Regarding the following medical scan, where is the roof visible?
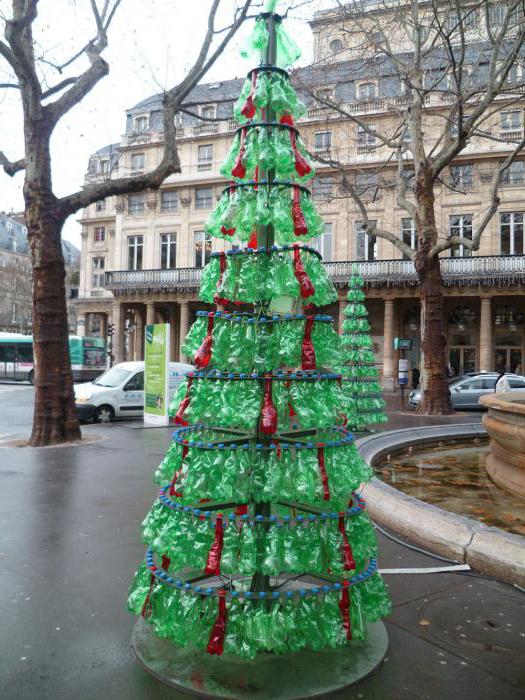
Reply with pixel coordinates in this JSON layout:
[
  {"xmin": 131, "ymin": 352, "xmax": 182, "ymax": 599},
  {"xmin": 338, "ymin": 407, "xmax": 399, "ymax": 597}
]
[{"xmin": 0, "ymin": 213, "xmax": 79, "ymax": 263}]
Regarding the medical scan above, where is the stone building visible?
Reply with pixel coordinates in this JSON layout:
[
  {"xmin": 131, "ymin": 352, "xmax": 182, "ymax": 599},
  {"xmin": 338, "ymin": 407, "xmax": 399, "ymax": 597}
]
[
  {"xmin": 77, "ymin": 2, "xmax": 525, "ymax": 386},
  {"xmin": 0, "ymin": 212, "xmax": 80, "ymax": 333}
]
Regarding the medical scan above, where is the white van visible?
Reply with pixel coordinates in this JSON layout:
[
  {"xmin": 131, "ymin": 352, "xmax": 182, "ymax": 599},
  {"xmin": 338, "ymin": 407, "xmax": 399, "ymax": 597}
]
[{"xmin": 74, "ymin": 360, "xmax": 194, "ymax": 423}]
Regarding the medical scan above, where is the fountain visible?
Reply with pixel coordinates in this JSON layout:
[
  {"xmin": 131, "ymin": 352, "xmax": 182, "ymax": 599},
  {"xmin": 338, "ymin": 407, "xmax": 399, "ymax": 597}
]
[{"xmin": 480, "ymin": 391, "xmax": 525, "ymax": 499}]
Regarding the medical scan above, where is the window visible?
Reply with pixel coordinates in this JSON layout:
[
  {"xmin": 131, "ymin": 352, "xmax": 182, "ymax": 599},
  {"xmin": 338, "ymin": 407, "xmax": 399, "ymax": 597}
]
[
  {"xmin": 198, "ymin": 144, "xmax": 213, "ymax": 162},
  {"xmin": 357, "ymin": 124, "xmax": 376, "ymax": 146},
  {"xmin": 99, "ymin": 159, "xmax": 109, "ymax": 174},
  {"xmin": 500, "ymin": 212, "xmax": 524, "ymax": 255},
  {"xmin": 128, "ymin": 235, "xmax": 143, "ymax": 270},
  {"xmin": 449, "ymin": 214, "xmax": 473, "ymax": 257},
  {"xmin": 194, "ymin": 231, "xmax": 212, "ymax": 267},
  {"xmin": 160, "ymin": 190, "xmax": 179, "ymax": 212},
  {"xmin": 134, "ymin": 116, "xmax": 148, "ymax": 133},
  {"xmin": 314, "ymin": 130, "xmax": 332, "ymax": 151},
  {"xmin": 500, "ymin": 110, "xmax": 522, "ymax": 131},
  {"xmin": 502, "ymin": 160, "xmax": 525, "ymax": 185},
  {"xmin": 356, "ymin": 221, "xmax": 377, "ymax": 261},
  {"xmin": 450, "ymin": 163, "xmax": 473, "ymax": 190},
  {"xmin": 401, "ymin": 218, "xmax": 417, "ymax": 259},
  {"xmin": 93, "ymin": 226, "xmax": 105, "ymax": 242},
  {"xmin": 128, "ymin": 194, "xmax": 145, "ymax": 214},
  {"xmin": 92, "ymin": 257, "xmax": 105, "ymax": 288},
  {"xmin": 355, "ymin": 171, "xmax": 379, "ymax": 194},
  {"xmin": 312, "ymin": 177, "xmax": 334, "ymax": 201},
  {"xmin": 401, "ymin": 167, "xmax": 415, "ymax": 191},
  {"xmin": 131, "ymin": 153, "xmax": 145, "ymax": 171},
  {"xmin": 446, "ymin": 8, "xmax": 477, "ymax": 31},
  {"xmin": 450, "ymin": 113, "xmax": 470, "ymax": 137},
  {"xmin": 488, "ymin": 3, "xmax": 505, "ymax": 26},
  {"xmin": 509, "ymin": 378, "xmax": 525, "ymax": 388},
  {"xmin": 201, "ymin": 105, "xmax": 215, "ymax": 120},
  {"xmin": 330, "ymin": 38, "xmax": 343, "ymax": 52},
  {"xmin": 195, "ymin": 187, "xmax": 213, "ymax": 209},
  {"xmin": 310, "ymin": 222, "xmax": 334, "ymax": 262},
  {"xmin": 160, "ymin": 233, "xmax": 177, "ymax": 270},
  {"xmin": 358, "ymin": 82, "xmax": 377, "ymax": 100},
  {"xmin": 124, "ymin": 372, "xmax": 144, "ymax": 391},
  {"xmin": 95, "ymin": 200, "xmax": 106, "ymax": 212}
]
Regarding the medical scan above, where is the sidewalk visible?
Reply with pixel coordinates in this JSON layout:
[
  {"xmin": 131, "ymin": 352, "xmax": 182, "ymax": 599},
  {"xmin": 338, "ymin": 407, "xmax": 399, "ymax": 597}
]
[{"xmin": 0, "ymin": 409, "xmax": 523, "ymax": 700}]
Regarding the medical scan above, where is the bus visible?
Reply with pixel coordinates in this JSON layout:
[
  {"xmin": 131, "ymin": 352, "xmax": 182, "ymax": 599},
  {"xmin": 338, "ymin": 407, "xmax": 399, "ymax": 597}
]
[{"xmin": 0, "ymin": 332, "xmax": 107, "ymax": 384}]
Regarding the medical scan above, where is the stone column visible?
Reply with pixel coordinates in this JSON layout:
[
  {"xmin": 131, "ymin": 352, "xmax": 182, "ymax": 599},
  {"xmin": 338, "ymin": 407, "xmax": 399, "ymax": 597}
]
[
  {"xmin": 480, "ymin": 297, "xmax": 493, "ymax": 372},
  {"xmin": 100, "ymin": 314, "xmax": 108, "ymax": 341},
  {"xmin": 76, "ymin": 313, "xmax": 86, "ymax": 337},
  {"xmin": 111, "ymin": 302, "xmax": 125, "ymax": 364},
  {"xmin": 146, "ymin": 302, "xmax": 156, "ymax": 327},
  {"xmin": 169, "ymin": 306, "xmax": 178, "ymax": 361},
  {"xmin": 179, "ymin": 301, "xmax": 190, "ymax": 361},
  {"xmin": 338, "ymin": 299, "xmax": 346, "ymax": 333},
  {"xmin": 382, "ymin": 299, "xmax": 395, "ymax": 390},
  {"xmin": 134, "ymin": 309, "xmax": 144, "ymax": 361}
]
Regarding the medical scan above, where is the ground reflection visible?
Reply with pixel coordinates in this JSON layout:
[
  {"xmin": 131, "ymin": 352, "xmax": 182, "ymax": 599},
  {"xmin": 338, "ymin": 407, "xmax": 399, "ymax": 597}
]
[{"xmin": 375, "ymin": 441, "xmax": 525, "ymax": 536}]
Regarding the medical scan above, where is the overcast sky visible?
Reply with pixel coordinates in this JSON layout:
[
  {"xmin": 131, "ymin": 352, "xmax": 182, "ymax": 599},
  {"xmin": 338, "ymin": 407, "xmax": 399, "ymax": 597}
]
[{"xmin": 0, "ymin": 0, "xmax": 333, "ymax": 247}]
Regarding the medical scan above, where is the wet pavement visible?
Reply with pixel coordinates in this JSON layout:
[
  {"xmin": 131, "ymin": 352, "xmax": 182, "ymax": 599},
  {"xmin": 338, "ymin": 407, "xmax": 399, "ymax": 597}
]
[{"xmin": 0, "ymin": 385, "xmax": 523, "ymax": 699}]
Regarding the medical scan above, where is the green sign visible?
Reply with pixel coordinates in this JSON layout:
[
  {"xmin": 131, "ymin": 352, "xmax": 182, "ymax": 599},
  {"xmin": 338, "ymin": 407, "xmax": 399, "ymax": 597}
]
[
  {"xmin": 394, "ymin": 337, "xmax": 413, "ymax": 350},
  {"xmin": 144, "ymin": 324, "xmax": 170, "ymax": 424}
]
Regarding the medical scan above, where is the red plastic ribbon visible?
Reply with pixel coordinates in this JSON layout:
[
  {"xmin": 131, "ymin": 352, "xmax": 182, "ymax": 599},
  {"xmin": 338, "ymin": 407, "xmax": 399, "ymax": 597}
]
[
  {"xmin": 292, "ymin": 185, "xmax": 308, "ymax": 236},
  {"xmin": 169, "ymin": 444, "xmax": 188, "ymax": 497},
  {"xmin": 280, "ymin": 114, "xmax": 294, "ymax": 126},
  {"xmin": 213, "ymin": 253, "xmax": 229, "ymax": 306},
  {"xmin": 248, "ymin": 231, "xmax": 258, "ymax": 248},
  {"xmin": 207, "ymin": 596, "xmax": 228, "ymax": 655},
  {"xmin": 205, "ymin": 514, "xmax": 224, "ymax": 575},
  {"xmin": 235, "ymin": 504, "xmax": 248, "ymax": 516},
  {"xmin": 174, "ymin": 376, "xmax": 193, "ymax": 426},
  {"xmin": 141, "ymin": 556, "xmax": 171, "ymax": 618},
  {"xmin": 339, "ymin": 588, "xmax": 353, "ymax": 640},
  {"xmin": 292, "ymin": 245, "xmax": 315, "ymax": 299},
  {"xmin": 338, "ymin": 516, "xmax": 356, "ymax": 571},
  {"xmin": 301, "ymin": 317, "xmax": 316, "ymax": 370},
  {"xmin": 231, "ymin": 126, "xmax": 247, "ymax": 178},
  {"xmin": 317, "ymin": 446, "xmax": 331, "ymax": 501},
  {"xmin": 241, "ymin": 71, "xmax": 257, "ymax": 119},
  {"xmin": 290, "ymin": 130, "xmax": 312, "ymax": 177},
  {"xmin": 194, "ymin": 314, "xmax": 214, "ymax": 368},
  {"xmin": 260, "ymin": 377, "xmax": 278, "ymax": 435}
]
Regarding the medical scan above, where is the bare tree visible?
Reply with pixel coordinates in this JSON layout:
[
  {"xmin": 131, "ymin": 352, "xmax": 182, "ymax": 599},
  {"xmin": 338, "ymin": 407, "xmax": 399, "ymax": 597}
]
[
  {"xmin": 299, "ymin": 0, "xmax": 525, "ymax": 413},
  {"xmin": 0, "ymin": 0, "xmax": 253, "ymax": 445}
]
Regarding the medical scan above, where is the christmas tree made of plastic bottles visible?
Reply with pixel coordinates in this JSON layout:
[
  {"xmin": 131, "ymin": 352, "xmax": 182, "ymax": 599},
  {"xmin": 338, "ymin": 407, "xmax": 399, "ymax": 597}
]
[
  {"xmin": 337, "ymin": 274, "xmax": 388, "ymax": 432},
  {"xmin": 128, "ymin": 2, "xmax": 390, "ymax": 659}
]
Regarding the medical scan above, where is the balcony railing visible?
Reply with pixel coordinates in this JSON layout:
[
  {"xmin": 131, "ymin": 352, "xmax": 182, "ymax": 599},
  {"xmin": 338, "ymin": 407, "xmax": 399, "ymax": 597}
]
[{"xmin": 104, "ymin": 255, "xmax": 525, "ymax": 294}]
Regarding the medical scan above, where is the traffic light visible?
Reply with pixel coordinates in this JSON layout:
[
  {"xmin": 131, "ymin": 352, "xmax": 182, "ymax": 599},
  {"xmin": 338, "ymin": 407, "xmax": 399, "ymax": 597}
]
[{"xmin": 107, "ymin": 323, "xmax": 114, "ymax": 337}]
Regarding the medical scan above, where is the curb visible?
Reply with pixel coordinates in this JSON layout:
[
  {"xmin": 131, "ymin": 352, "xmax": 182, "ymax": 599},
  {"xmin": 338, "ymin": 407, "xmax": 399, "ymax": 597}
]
[{"xmin": 356, "ymin": 424, "xmax": 525, "ymax": 588}]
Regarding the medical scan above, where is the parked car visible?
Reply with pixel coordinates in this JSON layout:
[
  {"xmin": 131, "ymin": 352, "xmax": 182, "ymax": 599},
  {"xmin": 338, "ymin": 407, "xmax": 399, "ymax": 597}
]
[
  {"xmin": 409, "ymin": 372, "xmax": 525, "ymax": 410},
  {"xmin": 74, "ymin": 360, "xmax": 194, "ymax": 423}
]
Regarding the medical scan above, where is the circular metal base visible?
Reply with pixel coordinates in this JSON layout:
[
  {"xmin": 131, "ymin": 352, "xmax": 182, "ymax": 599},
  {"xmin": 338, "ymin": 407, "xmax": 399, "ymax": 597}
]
[{"xmin": 131, "ymin": 618, "xmax": 388, "ymax": 699}]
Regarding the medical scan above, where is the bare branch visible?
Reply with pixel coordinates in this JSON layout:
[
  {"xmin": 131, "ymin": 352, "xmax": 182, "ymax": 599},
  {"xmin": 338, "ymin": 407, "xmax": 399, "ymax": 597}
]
[{"xmin": 0, "ymin": 151, "xmax": 26, "ymax": 176}]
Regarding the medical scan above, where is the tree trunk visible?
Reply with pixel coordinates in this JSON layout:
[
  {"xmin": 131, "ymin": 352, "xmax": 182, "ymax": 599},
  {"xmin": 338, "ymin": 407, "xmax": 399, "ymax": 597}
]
[
  {"xmin": 25, "ymin": 184, "xmax": 81, "ymax": 446},
  {"xmin": 415, "ymin": 180, "xmax": 452, "ymax": 415}
]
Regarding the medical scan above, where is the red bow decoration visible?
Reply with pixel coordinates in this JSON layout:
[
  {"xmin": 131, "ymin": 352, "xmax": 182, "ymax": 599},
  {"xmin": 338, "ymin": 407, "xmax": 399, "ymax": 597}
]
[
  {"xmin": 290, "ymin": 130, "xmax": 312, "ymax": 177},
  {"xmin": 231, "ymin": 127, "xmax": 247, "ymax": 179},
  {"xmin": 235, "ymin": 504, "xmax": 248, "ymax": 516},
  {"xmin": 292, "ymin": 245, "xmax": 315, "ymax": 299},
  {"xmin": 339, "ymin": 587, "xmax": 353, "ymax": 640},
  {"xmin": 220, "ymin": 225, "xmax": 236, "ymax": 237},
  {"xmin": 338, "ymin": 516, "xmax": 356, "ymax": 571},
  {"xmin": 141, "ymin": 555, "xmax": 171, "ymax": 618},
  {"xmin": 213, "ymin": 253, "xmax": 229, "ymax": 306},
  {"xmin": 241, "ymin": 71, "xmax": 258, "ymax": 119},
  {"xmin": 248, "ymin": 231, "xmax": 258, "ymax": 249},
  {"xmin": 260, "ymin": 377, "xmax": 278, "ymax": 435},
  {"xmin": 205, "ymin": 514, "xmax": 224, "ymax": 575},
  {"xmin": 207, "ymin": 596, "xmax": 228, "ymax": 655},
  {"xmin": 280, "ymin": 114, "xmax": 294, "ymax": 126},
  {"xmin": 317, "ymin": 446, "xmax": 331, "ymax": 501},
  {"xmin": 174, "ymin": 377, "xmax": 193, "ymax": 426},
  {"xmin": 301, "ymin": 317, "xmax": 316, "ymax": 370},
  {"xmin": 169, "ymin": 444, "xmax": 188, "ymax": 497},
  {"xmin": 194, "ymin": 314, "xmax": 214, "ymax": 368},
  {"xmin": 292, "ymin": 186, "xmax": 308, "ymax": 236}
]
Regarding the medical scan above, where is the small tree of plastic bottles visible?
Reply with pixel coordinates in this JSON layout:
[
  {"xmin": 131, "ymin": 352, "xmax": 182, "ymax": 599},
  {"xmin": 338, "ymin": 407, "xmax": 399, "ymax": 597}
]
[
  {"xmin": 337, "ymin": 273, "xmax": 388, "ymax": 433},
  {"xmin": 128, "ymin": 1, "xmax": 390, "ymax": 659}
]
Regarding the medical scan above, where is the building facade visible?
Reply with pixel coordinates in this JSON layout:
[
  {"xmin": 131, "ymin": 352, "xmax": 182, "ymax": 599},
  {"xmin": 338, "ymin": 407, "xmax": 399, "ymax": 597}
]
[{"xmin": 77, "ymin": 2, "xmax": 525, "ymax": 387}]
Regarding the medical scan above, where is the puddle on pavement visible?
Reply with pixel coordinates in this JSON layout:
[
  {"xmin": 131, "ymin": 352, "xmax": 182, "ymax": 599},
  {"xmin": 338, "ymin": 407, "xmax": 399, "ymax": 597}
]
[{"xmin": 375, "ymin": 441, "xmax": 525, "ymax": 536}]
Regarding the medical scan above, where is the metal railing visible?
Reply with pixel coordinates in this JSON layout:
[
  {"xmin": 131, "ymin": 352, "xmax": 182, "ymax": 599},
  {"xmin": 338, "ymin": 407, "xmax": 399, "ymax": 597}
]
[{"xmin": 104, "ymin": 254, "xmax": 525, "ymax": 293}]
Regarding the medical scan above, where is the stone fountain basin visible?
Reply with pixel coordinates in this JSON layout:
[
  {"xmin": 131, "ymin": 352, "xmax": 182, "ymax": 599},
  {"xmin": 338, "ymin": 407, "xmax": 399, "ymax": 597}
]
[
  {"xmin": 480, "ymin": 390, "xmax": 525, "ymax": 500},
  {"xmin": 356, "ymin": 424, "xmax": 525, "ymax": 587}
]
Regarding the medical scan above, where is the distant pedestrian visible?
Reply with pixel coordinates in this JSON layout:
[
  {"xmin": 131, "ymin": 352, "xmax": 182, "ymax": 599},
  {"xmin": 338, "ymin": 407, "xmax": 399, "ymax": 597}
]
[
  {"xmin": 495, "ymin": 371, "xmax": 510, "ymax": 393},
  {"xmin": 411, "ymin": 367, "xmax": 420, "ymax": 388}
]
